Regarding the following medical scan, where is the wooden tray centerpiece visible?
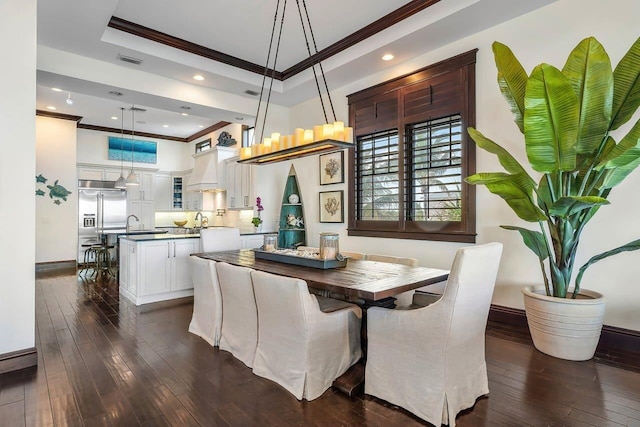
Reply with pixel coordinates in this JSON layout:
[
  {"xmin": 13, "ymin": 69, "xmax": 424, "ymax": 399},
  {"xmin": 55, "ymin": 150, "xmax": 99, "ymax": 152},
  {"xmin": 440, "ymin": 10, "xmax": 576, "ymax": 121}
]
[{"xmin": 253, "ymin": 248, "xmax": 347, "ymax": 269}]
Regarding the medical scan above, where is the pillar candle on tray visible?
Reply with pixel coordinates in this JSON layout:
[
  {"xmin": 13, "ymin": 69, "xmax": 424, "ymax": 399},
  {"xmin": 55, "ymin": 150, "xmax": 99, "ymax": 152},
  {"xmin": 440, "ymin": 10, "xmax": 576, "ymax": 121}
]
[
  {"xmin": 313, "ymin": 125, "xmax": 323, "ymax": 142},
  {"xmin": 303, "ymin": 129, "xmax": 313, "ymax": 144},
  {"xmin": 333, "ymin": 121, "xmax": 344, "ymax": 141},
  {"xmin": 294, "ymin": 128, "xmax": 305, "ymax": 146},
  {"xmin": 322, "ymin": 123, "xmax": 334, "ymax": 139}
]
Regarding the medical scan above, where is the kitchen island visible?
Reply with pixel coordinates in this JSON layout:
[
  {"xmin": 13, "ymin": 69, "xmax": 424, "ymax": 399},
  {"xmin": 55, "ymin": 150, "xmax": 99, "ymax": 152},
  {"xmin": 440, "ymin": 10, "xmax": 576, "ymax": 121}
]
[
  {"xmin": 119, "ymin": 233, "xmax": 200, "ymax": 306},
  {"xmin": 118, "ymin": 230, "xmax": 267, "ymax": 306}
]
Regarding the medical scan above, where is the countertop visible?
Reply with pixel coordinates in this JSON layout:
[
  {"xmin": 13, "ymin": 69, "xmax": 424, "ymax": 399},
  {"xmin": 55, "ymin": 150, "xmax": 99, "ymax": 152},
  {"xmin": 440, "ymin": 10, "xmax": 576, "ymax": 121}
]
[
  {"xmin": 120, "ymin": 228, "xmax": 274, "ymax": 242},
  {"xmin": 120, "ymin": 233, "xmax": 200, "ymax": 242}
]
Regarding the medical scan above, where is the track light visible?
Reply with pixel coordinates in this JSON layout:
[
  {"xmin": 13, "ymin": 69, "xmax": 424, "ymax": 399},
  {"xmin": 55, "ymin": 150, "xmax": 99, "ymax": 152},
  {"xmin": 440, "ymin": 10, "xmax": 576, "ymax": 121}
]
[{"xmin": 66, "ymin": 92, "xmax": 74, "ymax": 105}]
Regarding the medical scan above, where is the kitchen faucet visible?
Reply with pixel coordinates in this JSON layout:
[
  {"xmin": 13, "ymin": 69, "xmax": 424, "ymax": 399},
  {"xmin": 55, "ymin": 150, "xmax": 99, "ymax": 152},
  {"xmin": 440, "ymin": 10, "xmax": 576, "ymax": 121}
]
[
  {"xmin": 126, "ymin": 214, "xmax": 139, "ymax": 233},
  {"xmin": 194, "ymin": 211, "xmax": 203, "ymax": 230}
]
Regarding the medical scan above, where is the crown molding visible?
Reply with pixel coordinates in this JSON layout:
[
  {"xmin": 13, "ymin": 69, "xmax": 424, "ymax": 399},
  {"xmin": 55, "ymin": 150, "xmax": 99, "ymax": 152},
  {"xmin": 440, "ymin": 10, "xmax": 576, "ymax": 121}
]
[
  {"xmin": 108, "ymin": 0, "xmax": 441, "ymax": 81},
  {"xmin": 36, "ymin": 109, "xmax": 83, "ymax": 122}
]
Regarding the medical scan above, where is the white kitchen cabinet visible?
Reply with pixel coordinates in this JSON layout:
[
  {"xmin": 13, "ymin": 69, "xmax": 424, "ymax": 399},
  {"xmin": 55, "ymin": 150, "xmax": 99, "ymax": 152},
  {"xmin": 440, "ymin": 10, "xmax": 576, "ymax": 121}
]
[
  {"xmin": 119, "ymin": 236, "xmax": 200, "ymax": 306},
  {"xmin": 153, "ymin": 173, "xmax": 172, "ymax": 211},
  {"xmin": 225, "ymin": 158, "xmax": 252, "ymax": 209},
  {"xmin": 128, "ymin": 200, "xmax": 155, "ymax": 230},
  {"xmin": 78, "ymin": 166, "xmax": 123, "ymax": 182},
  {"xmin": 242, "ymin": 234, "xmax": 264, "ymax": 249},
  {"xmin": 127, "ymin": 172, "xmax": 154, "ymax": 201}
]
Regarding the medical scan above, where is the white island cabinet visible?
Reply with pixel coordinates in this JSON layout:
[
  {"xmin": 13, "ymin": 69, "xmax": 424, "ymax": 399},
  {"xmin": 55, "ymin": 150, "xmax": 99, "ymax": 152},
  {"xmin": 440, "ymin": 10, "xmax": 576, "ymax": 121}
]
[{"xmin": 119, "ymin": 234, "xmax": 200, "ymax": 306}]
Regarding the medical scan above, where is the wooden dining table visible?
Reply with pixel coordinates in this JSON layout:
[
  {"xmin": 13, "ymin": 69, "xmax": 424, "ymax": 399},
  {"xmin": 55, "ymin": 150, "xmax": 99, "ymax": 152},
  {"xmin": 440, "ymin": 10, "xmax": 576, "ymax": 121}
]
[
  {"xmin": 194, "ymin": 249, "xmax": 449, "ymax": 305},
  {"xmin": 194, "ymin": 249, "xmax": 450, "ymax": 395}
]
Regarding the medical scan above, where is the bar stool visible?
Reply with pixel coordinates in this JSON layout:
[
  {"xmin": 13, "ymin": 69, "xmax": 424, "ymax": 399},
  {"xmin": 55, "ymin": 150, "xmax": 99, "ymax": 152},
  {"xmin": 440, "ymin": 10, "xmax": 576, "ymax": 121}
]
[
  {"xmin": 95, "ymin": 245, "xmax": 115, "ymax": 277},
  {"xmin": 80, "ymin": 242, "xmax": 102, "ymax": 277}
]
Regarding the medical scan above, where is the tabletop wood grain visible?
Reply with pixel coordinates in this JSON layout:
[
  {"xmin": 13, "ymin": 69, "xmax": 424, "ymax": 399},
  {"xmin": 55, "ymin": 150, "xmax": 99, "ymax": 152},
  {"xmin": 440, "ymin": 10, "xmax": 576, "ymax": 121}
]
[{"xmin": 193, "ymin": 249, "xmax": 449, "ymax": 301}]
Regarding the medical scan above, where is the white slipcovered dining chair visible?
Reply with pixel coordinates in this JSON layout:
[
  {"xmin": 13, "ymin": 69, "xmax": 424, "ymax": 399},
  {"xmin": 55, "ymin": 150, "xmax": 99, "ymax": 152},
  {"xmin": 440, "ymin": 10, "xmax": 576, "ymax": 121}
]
[
  {"xmin": 216, "ymin": 262, "xmax": 258, "ymax": 368},
  {"xmin": 188, "ymin": 256, "xmax": 222, "ymax": 347},
  {"xmin": 365, "ymin": 242, "xmax": 503, "ymax": 426},
  {"xmin": 365, "ymin": 254, "xmax": 418, "ymax": 307},
  {"xmin": 250, "ymin": 270, "xmax": 363, "ymax": 400},
  {"xmin": 200, "ymin": 227, "xmax": 242, "ymax": 252}
]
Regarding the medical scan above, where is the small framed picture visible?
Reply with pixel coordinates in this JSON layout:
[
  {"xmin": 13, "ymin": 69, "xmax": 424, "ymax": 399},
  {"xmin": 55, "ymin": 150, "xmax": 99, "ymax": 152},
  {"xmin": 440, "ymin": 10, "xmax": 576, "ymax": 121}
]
[
  {"xmin": 319, "ymin": 190, "xmax": 344, "ymax": 223},
  {"xmin": 319, "ymin": 151, "xmax": 344, "ymax": 185}
]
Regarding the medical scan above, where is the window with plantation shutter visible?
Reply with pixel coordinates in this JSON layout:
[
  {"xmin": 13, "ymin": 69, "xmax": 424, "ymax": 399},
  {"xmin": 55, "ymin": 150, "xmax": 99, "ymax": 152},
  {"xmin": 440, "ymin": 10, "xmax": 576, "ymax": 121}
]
[
  {"xmin": 347, "ymin": 50, "xmax": 477, "ymax": 243},
  {"xmin": 406, "ymin": 115, "xmax": 462, "ymax": 222}
]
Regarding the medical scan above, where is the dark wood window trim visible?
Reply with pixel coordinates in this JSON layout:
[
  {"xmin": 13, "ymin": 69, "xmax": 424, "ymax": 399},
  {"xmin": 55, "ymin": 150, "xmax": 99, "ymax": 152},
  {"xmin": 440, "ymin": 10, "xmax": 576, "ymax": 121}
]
[{"xmin": 347, "ymin": 49, "xmax": 477, "ymax": 243}]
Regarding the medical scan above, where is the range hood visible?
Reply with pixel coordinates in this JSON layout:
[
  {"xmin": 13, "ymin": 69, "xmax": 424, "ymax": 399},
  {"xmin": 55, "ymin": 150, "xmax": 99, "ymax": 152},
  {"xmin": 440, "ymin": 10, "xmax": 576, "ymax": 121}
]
[{"xmin": 187, "ymin": 147, "xmax": 237, "ymax": 192}]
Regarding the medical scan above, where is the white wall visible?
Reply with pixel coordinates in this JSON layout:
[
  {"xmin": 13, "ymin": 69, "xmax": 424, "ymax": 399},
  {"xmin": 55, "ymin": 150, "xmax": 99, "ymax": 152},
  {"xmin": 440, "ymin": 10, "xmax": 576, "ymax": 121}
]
[
  {"xmin": 254, "ymin": 0, "xmax": 640, "ymax": 330},
  {"xmin": 0, "ymin": 0, "xmax": 36, "ymax": 354},
  {"xmin": 36, "ymin": 117, "xmax": 78, "ymax": 263}
]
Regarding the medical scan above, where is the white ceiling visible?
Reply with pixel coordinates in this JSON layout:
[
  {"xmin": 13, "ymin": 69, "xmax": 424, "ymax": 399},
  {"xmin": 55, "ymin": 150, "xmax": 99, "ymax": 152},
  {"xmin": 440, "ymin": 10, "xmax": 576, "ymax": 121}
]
[{"xmin": 36, "ymin": 0, "xmax": 556, "ymax": 140}]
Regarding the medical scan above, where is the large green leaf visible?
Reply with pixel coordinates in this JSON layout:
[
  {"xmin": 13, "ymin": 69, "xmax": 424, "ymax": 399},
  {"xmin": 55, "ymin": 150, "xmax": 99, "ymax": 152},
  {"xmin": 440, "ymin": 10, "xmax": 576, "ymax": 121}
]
[
  {"xmin": 611, "ymin": 37, "xmax": 640, "ymax": 130},
  {"xmin": 466, "ymin": 172, "xmax": 546, "ymax": 221},
  {"xmin": 501, "ymin": 226, "xmax": 549, "ymax": 260},
  {"xmin": 599, "ymin": 119, "xmax": 640, "ymax": 169},
  {"xmin": 575, "ymin": 238, "xmax": 640, "ymax": 295},
  {"xmin": 493, "ymin": 42, "xmax": 528, "ymax": 133},
  {"xmin": 524, "ymin": 64, "xmax": 579, "ymax": 173},
  {"xmin": 536, "ymin": 174, "xmax": 553, "ymax": 211},
  {"xmin": 549, "ymin": 196, "xmax": 609, "ymax": 218},
  {"xmin": 468, "ymin": 127, "xmax": 535, "ymax": 183},
  {"xmin": 562, "ymin": 37, "xmax": 613, "ymax": 154},
  {"xmin": 601, "ymin": 151, "xmax": 640, "ymax": 189}
]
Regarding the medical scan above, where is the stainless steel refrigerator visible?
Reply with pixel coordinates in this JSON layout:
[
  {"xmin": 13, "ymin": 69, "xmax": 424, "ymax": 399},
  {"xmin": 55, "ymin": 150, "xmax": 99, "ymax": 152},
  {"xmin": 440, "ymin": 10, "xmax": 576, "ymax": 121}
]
[{"xmin": 78, "ymin": 180, "xmax": 127, "ymax": 263}]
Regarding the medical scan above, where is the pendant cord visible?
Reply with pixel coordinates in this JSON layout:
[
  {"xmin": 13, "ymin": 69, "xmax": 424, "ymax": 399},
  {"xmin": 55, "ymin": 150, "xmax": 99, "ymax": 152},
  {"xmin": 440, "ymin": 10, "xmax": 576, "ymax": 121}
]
[
  {"xmin": 255, "ymin": 0, "xmax": 337, "ymax": 144},
  {"xmin": 130, "ymin": 106, "xmax": 135, "ymax": 171},
  {"xmin": 259, "ymin": 0, "xmax": 287, "ymax": 146},
  {"xmin": 120, "ymin": 108, "xmax": 125, "ymax": 175},
  {"xmin": 253, "ymin": 0, "xmax": 283, "ymax": 146},
  {"xmin": 298, "ymin": 0, "xmax": 336, "ymax": 123}
]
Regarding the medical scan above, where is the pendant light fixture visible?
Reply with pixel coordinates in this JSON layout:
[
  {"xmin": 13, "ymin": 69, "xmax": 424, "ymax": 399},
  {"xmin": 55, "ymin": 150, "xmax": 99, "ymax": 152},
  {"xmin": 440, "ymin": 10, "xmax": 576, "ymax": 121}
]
[
  {"xmin": 237, "ymin": 0, "xmax": 353, "ymax": 165},
  {"xmin": 125, "ymin": 105, "xmax": 139, "ymax": 186},
  {"xmin": 114, "ymin": 107, "xmax": 127, "ymax": 189}
]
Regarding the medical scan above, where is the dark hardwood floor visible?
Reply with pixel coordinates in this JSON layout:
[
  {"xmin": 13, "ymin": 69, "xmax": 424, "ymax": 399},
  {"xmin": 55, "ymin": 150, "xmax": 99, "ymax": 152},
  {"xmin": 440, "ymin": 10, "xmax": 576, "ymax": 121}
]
[{"xmin": 1, "ymin": 270, "xmax": 640, "ymax": 426}]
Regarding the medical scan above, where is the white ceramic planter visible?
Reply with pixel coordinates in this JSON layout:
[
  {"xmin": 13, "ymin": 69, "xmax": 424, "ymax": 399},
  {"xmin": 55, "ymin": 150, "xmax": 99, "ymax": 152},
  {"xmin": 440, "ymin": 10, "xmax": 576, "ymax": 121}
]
[{"xmin": 522, "ymin": 286, "xmax": 605, "ymax": 361}]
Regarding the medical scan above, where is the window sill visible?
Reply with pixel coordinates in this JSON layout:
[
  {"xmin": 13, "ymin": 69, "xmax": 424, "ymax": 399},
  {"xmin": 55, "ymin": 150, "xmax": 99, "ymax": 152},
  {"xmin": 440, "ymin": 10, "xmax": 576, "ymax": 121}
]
[{"xmin": 347, "ymin": 228, "xmax": 476, "ymax": 243}]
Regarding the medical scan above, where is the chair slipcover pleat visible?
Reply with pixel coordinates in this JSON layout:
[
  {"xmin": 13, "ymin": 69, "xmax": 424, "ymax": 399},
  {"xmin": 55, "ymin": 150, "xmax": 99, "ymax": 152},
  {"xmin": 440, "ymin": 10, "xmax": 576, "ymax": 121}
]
[
  {"xmin": 188, "ymin": 256, "xmax": 222, "ymax": 347},
  {"xmin": 216, "ymin": 262, "xmax": 258, "ymax": 368}
]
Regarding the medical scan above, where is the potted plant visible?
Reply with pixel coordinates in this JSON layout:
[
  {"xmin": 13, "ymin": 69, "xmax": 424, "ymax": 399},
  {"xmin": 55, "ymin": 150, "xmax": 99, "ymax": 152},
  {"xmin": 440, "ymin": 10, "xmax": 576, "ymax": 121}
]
[
  {"xmin": 466, "ymin": 36, "xmax": 640, "ymax": 360},
  {"xmin": 252, "ymin": 196, "xmax": 264, "ymax": 231}
]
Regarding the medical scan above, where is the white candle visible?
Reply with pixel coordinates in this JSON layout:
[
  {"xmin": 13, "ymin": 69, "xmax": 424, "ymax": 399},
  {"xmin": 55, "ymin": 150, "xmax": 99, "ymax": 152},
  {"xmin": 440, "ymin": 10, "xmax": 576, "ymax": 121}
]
[
  {"xmin": 251, "ymin": 144, "xmax": 260, "ymax": 157},
  {"xmin": 264, "ymin": 244, "xmax": 275, "ymax": 252},
  {"xmin": 303, "ymin": 129, "xmax": 313, "ymax": 144},
  {"xmin": 240, "ymin": 147, "xmax": 252, "ymax": 159},
  {"xmin": 345, "ymin": 127, "xmax": 354, "ymax": 143},
  {"xmin": 313, "ymin": 125, "xmax": 323, "ymax": 141},
  {"xmin": 333, "ymin": 121, "xmax": 344, "ymax": 141},
  {"xmin": 263, "ymin": 137, "xmax": 272, "ymax": 153},
  {"xmin": 322, "ymin": 123, "xmax": 334, "ymax": 139},
  {"xmin": 270, "ymin": 132, "xmax": 281, "ymax": 143},
  {"xmin": 294, "ymin": 128, "xmax": 304, "ymax": 146}
]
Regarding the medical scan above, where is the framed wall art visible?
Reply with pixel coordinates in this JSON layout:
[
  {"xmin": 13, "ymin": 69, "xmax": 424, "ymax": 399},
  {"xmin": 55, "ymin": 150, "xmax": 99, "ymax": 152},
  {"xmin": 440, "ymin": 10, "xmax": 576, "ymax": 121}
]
[
  {"xmin": 319, "ymin": 190, "xmax": 344, "ymax": 223},
  {"xmin": 108, "ymin": 136, "xmax": 157, "ymax": 164},
  {"xmin": 319, "ymin": 151, "xmax": 344, "ymax": 185}
]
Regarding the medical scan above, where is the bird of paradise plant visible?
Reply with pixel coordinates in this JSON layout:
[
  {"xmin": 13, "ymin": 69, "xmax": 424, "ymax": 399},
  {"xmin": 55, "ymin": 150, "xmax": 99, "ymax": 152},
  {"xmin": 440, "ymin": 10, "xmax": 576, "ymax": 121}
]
[{"xmin": 466, "ymin": 36, "xmax": 640, "ymax": 299}]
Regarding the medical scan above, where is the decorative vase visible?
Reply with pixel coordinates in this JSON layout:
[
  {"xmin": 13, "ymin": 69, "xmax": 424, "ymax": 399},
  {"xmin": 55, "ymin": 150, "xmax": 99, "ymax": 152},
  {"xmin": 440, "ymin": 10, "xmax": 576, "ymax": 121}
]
[
  {"xmin": 522, "ymin": 286, "xmax": 605, "ymax": 361},
  {"xmin": 254, "ymin": 224, "xmax": 262, "ymax": 233}
]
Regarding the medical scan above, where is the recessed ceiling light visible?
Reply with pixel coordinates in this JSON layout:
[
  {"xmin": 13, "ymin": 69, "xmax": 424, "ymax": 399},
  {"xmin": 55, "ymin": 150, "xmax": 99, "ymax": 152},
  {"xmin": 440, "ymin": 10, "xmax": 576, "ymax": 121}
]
[
  {"xmin": 163, "ymin": 124, "xmax": 169, "ymax": 128},
  {"xmin": 199, "ymin": 125, "xmax": 204, "ymax": 128},
  {"xmin": 193, "ymin": 74, "xmax": 205, "ymax": 81},
  {"xmin": 180, "ymin": 106, "xmax": 191, "ymax": 110},
  {"xmin": 46, "ymin": 106, "xmax": 56, "ymax": 110},
  {"xmin": 108, "ymin": 90, "xmax": 123, "ymax": 96},
  {"xmin": 235, "ymin": 117, "xmax": 244, "ymax": 121},
  {"xmin": 111, "ymin": 116, "xmax": 118, "ymax": 120},
  {"xmin": 382, "ymin": 54, "xmax": 394, "ymax": 61},
  {"xmin": 181, "ymin": 113, "xmax": 189, "ymax": 116},
  {"xmin": 51, "ymin": 87, "xmax": 62, "ymax": 92},
  {"xmin": 244, "ymin": 89, "xmax": 259, "ymax": 96}
]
